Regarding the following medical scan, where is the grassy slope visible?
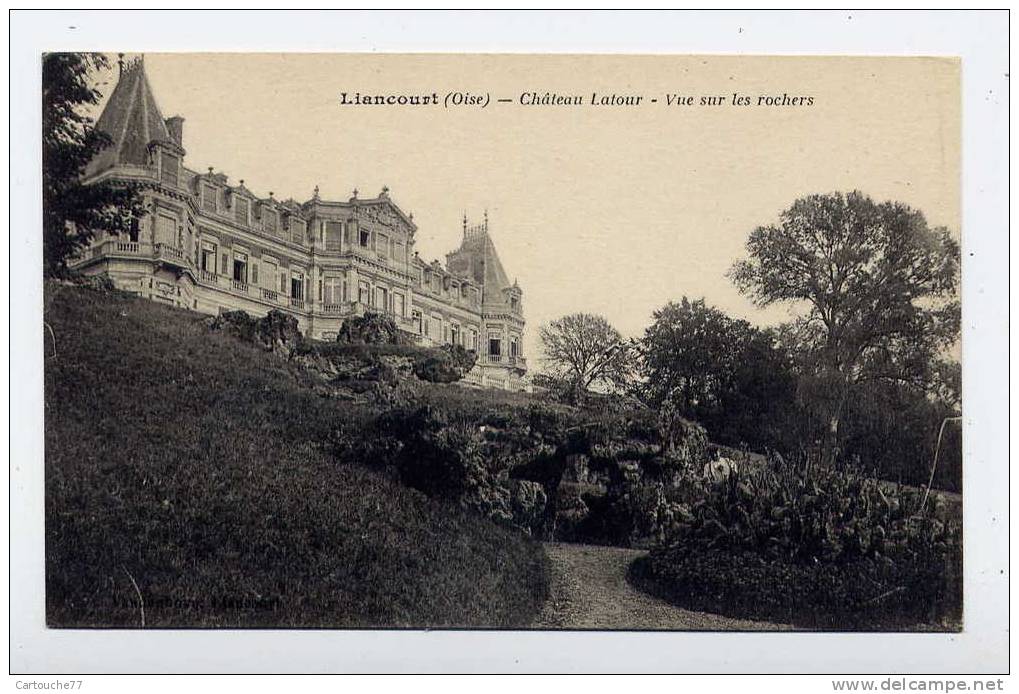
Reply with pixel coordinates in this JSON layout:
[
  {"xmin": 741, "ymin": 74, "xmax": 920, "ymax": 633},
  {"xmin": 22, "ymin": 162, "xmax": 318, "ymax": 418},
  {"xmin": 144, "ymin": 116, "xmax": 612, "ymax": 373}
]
[{"xmin": 44, "ymin": 283, "xmax": 548, "ymax": 628}]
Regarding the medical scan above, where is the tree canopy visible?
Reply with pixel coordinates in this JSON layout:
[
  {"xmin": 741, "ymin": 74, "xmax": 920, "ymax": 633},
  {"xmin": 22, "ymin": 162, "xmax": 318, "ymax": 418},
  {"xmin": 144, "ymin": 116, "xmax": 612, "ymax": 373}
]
[
  {"xmin": 538, "ymin": 313, "xmax": 631, "ymax": 400},
  {"xmin": 729, "ymin": 191, "xmax": 960, "ymax": 464},
  {"xmin": 43, "ymin": 52, "xmax": 142, "ymax": 276},
  {"xmin": 638, "ymin": 297, "xmax": 802, "ymax": 454}
]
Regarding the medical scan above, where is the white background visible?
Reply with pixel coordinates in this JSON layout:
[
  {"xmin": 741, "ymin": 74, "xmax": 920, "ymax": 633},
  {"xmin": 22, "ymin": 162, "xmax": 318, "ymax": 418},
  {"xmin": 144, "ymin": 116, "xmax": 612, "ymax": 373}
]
[{"xmin": 7, "ymin": 9, "xmax": 1010, "ymax": 677}]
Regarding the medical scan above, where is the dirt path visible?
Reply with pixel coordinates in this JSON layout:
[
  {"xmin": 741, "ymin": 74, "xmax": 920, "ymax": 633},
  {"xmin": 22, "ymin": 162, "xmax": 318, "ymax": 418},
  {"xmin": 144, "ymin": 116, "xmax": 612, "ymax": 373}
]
[{"xmin": 533, "ymin": 542, "xmax": 787, "ymax": 630}]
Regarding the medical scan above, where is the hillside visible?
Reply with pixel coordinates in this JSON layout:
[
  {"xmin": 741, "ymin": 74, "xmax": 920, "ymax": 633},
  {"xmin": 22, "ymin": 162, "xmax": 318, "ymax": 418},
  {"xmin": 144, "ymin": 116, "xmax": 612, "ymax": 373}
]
[{"xmin": 44, "ymin": 282, "xmax": 549, "ymax": 628}]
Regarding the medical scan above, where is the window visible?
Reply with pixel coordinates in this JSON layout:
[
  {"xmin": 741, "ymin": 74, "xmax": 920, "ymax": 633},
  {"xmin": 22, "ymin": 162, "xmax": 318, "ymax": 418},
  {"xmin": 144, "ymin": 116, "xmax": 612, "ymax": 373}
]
[
  {"xmin": 469, "ymin": 328, "xmax": 479, "ymax": 351},
  {"xmin": 376, "ymin": 233, "xmax": 389, "ymax": 258},
  {"xmin": 451, "ymin": 323, "xmax": 460, "ymax": 346},
  {"xmin": 280, "ymin": 269, "xmax": 288, "ymax": 294},
  {"xmin": 291, "ymin": 271, "xmax": 304, "ymax": 300},
  {"xmin": 358, "ymin": 280, "xmax": 370, "ymax": 305},
  {"xmin": 511, "ymin": 338, "xmax": 519, "ymax": 357},
  {"xmin": 326, "ymin": 221, "xmax": 344, "ymax": 251},
  {"xmin": 160, "ymin": 152, "xmax": 179, "ymax": 186},
  {"xmin": 155, "ymin": 212, "xmax": 176, "ymax": 247},
  {"xmin": 200, "ymin": 242, "xmax": 217, "ymax": 272},
  {"xmin": 201, "ymin": 184, "xmax": 217, "ymax": 213},
  {"xmin": 423, "ymin": 316, "xmax": 430, "ymax": 337},
  {"xmin": 221, "ymin": 252, "xmax": 229, "ymax": 275},
  {"xmin": 233, "ymin": 251, "xmax": 248, "ymax": 283},
  {"xmin": 375, "ymin": 286, "xmax": 388, "ymax": 312},
  {"xmin": 263, "ymin": 258, "xmax": 278, "ymax": 289},
  {"xmin": 412, "ymin": 310, "xmax": 422, "ymax": 334},
  {"xmin": 395, "ymin": 241, "xmax": 406, "ymax": 263},
  {"xmin": 262, "ymin": 208, "xmax": 278, "ymax": 235},
  {"xmin": 324, "ymin": 277, "xmax": 342, "ymax": 304},
  {"xmin": 489, "ymin": 335, "xmax": 502, "ymax": 358},
  {"xmin": 291, "ymin": 219, "xmax": 306, "ymax": 244},
  {"xmin": 393, "ymin": 292, "xmax": 405, "ymax": 317},
  {"xmin": 234, "ymin": 197, "xmax": 249, "ymax": 225},
  {"xmin": 251, "ymin": 263, "xmax": 258, "ymax": 285},
  {"xmin": 359, "ymin": 229, "xmax": 370, "ymax": 248}
]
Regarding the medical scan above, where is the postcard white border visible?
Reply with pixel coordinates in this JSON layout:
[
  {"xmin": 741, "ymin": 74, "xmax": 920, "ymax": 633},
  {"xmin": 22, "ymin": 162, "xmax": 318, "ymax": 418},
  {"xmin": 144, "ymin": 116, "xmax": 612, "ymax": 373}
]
[{"xmin": 8, "ymin": 9, "xmax": 1009, "ymax": 674}]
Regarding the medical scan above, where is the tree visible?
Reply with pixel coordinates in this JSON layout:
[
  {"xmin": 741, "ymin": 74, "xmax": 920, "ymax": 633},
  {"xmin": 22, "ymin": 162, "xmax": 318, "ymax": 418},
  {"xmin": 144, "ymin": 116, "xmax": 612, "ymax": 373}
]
[
  {"xmin": 43, "ymin": 53, "xmax": 143, "ymax": 277},
  {"xmin": 729, "ymin": 191, "xmax": 960, "ymax": 466},
  {"xmin": 538, "ymin": 313, "xmax": 631, "ymax": 401},
  {"xmin": 638, "ymin": 297, "xmax": 803, "ymax": 454}
]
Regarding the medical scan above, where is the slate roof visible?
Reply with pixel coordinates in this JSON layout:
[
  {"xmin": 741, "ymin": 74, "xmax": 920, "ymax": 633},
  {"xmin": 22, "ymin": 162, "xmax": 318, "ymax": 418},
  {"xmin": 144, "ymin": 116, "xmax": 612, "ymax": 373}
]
[
  {"xmin": 449, "ymin": 224, "xmax": 517, "ymax": 306},
  {"xmin": 86, "ymin": 56, "xmax": 180, "ymax": 177}
]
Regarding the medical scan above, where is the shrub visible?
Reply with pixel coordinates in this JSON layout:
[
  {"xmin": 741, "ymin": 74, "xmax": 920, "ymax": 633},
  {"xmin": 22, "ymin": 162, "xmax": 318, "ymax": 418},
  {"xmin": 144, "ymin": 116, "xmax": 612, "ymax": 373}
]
[
  {"xmin": 337, "ymin": 312, "xmax": 408, "ymax": 346},
  {"xmin": 208, "ymin": 309, "xmax": 302, "ymax": 358},
  {"xmin": 71, "ymin": 272, "xmax": 116, "ymax": 292},
  {"xmin": 630, "ymin": 457, "xmax": 963, "ymax": 629},
  {"xmin": 383, "ymin": 406, "xmax": 515, "ymax": 525},
  {"xmin": 411, "ymin": 347, "xmax": 470, "ymax": 383}
]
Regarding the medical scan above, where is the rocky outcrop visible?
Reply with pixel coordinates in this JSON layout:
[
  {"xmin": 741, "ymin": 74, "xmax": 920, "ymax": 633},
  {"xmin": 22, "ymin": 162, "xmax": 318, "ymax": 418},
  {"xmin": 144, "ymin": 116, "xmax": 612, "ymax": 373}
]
[
  {"xmin": 207, "ymin": 309, "xmax": 301, "ymax": 359},
  {"xmin": 337, "ymin": 312, "xmax": 408, "ymax": 346}
]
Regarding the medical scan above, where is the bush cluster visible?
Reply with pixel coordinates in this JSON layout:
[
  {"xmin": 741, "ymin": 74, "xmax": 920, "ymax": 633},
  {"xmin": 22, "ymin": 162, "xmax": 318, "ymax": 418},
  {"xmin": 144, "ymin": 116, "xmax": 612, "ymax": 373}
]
[
  {"xmin": 295, "ymin": 340, "xmax": 478, "ymax": 385},
  {"xmin": 629, "ymin": 458, "xmax": 962, "ymax": 629},
  {"xmin": 208, "ymin": 308, "xmax": 302, "ymax": 358},
  {"xmin": 337, "ymin": 312, "xmax": 409, "ymax": 346}
]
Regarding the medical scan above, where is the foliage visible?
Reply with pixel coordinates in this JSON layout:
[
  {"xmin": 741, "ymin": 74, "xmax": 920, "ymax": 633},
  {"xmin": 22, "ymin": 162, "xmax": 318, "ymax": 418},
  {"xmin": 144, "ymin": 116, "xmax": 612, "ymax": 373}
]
[
  {"xmin": 729, "ymin": 191, "xmax": 961, "ymax": 465},
  {"xmin": 638, "ymin": 297, "xmax": 803, "ymax": 454},
  {"xmin": 207, "ymin": 309, "xmax": 303, "ymax": 359},
  {"xmin": 629, "ymin": 456, "xmax": 962, "ymax": 628},
  {"xmin": 337, "ymin": 311, "xmax": 410, "ymax": 346},
  {"xmin": 43, "ymin": 53, "xmax": 143, "ymax": 277},
  {"xmin": 413, "ymin": 344, "xmax": 478, "ymax": 383},
  {"xmin": 295, "ymin": 339, "xmax": 477, "ymax": 385},
  {"xmin": 45, "ymin": 283, "xmax": 548, "ymax": 627},
  {"xmin": 839, "ymin": 379, "xmax": 962, "ymax": 493},
  {"xmin": 538, "ymin": 313, "xmax": 633, "ymax": 401},
  {"xmin": 382, "ymin": 406, "xmax": 515, "ymax": 524}
]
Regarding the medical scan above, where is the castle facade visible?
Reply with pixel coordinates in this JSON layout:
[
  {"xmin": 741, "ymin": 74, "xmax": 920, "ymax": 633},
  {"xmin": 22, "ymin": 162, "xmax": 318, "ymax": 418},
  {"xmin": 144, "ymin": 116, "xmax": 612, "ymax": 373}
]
[{"xmin": 70, "ymin": 57, "xmax": 527, "ymax": 391}]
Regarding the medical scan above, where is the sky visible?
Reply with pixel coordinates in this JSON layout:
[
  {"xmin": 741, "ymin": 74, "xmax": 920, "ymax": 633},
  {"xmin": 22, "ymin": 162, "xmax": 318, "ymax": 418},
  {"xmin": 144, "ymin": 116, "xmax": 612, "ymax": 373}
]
[{"xmin": 89, "ymin": 53, "xmax": 960, "ymax": 363}]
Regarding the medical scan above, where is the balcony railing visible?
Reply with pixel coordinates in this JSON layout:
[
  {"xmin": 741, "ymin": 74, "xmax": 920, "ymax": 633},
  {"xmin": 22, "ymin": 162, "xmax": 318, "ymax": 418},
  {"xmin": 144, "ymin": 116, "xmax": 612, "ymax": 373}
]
[
  {"xmin": 232, "ymin": 279, "xmax": 249, "ymax": 293},
  {"xmin": 154, "ymin": 243, "xmax": 186, "ymax": 262},
  {"xmin": 262, "ymin": 288, "xmax": 279, "ymax": 303},
  {"xmin": 482, "ymin": 354, "xmax": 526, "ymax": 369},
  {"xmin": 290, "ymin": 297, "xmax": 305, "ymax": 310},
  {"xmin": 199, "ymin": 269, "xmax": 217, "ymax": 284}
]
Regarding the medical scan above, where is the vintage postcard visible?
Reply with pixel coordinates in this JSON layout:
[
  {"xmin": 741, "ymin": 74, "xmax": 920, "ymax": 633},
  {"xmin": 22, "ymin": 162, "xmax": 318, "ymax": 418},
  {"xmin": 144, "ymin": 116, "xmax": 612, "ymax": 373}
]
[{"xmin": 40, "ymin": 51, "xmax": 964, "ymax": 633}]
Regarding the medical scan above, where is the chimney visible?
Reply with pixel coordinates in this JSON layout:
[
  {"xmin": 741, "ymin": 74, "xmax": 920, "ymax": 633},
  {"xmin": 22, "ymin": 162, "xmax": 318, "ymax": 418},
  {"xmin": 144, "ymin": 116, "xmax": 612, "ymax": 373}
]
[{"xmin": 165, "ymin": 116, "xmax": 185, "ymax": 147}]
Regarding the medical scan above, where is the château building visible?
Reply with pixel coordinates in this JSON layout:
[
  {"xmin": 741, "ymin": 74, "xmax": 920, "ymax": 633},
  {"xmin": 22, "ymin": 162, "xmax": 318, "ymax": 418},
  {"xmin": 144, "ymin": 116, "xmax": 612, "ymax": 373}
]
[{"xmin": 70, "ymin": 56, "xmax": 527, "ymax": 390}]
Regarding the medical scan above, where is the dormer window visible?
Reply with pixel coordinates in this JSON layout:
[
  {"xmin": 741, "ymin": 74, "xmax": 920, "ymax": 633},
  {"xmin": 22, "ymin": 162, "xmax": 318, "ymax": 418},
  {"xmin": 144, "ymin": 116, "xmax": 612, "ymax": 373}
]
[
  {"xmin": 201, "ymin": 183, "xmax": 217, "ymax": 213},
  {"xmin": 234, "ymin": 197, "xmax": 249, "ymax": 225},
  {"xmin": 290, "ymin": 218, "xmax": 306, "ymax": 244},
  {"xmin": 262, "ymin": 207, "xmax": 278, "ymax": 235},
  {"xmin": 359, "ymin": 229, "xmax": 370, "ymax": 248},
  {"xmin": 160, "ymin": 152, "xmax": 179, "ymax": 187}
]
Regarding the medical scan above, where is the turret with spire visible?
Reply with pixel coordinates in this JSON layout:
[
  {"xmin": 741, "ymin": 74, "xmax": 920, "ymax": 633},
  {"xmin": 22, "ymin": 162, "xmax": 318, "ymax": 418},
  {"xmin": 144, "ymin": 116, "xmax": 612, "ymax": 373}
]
[{"xmin": 85, "ymin": 52, "xmax": 185, "ymax": 180}]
